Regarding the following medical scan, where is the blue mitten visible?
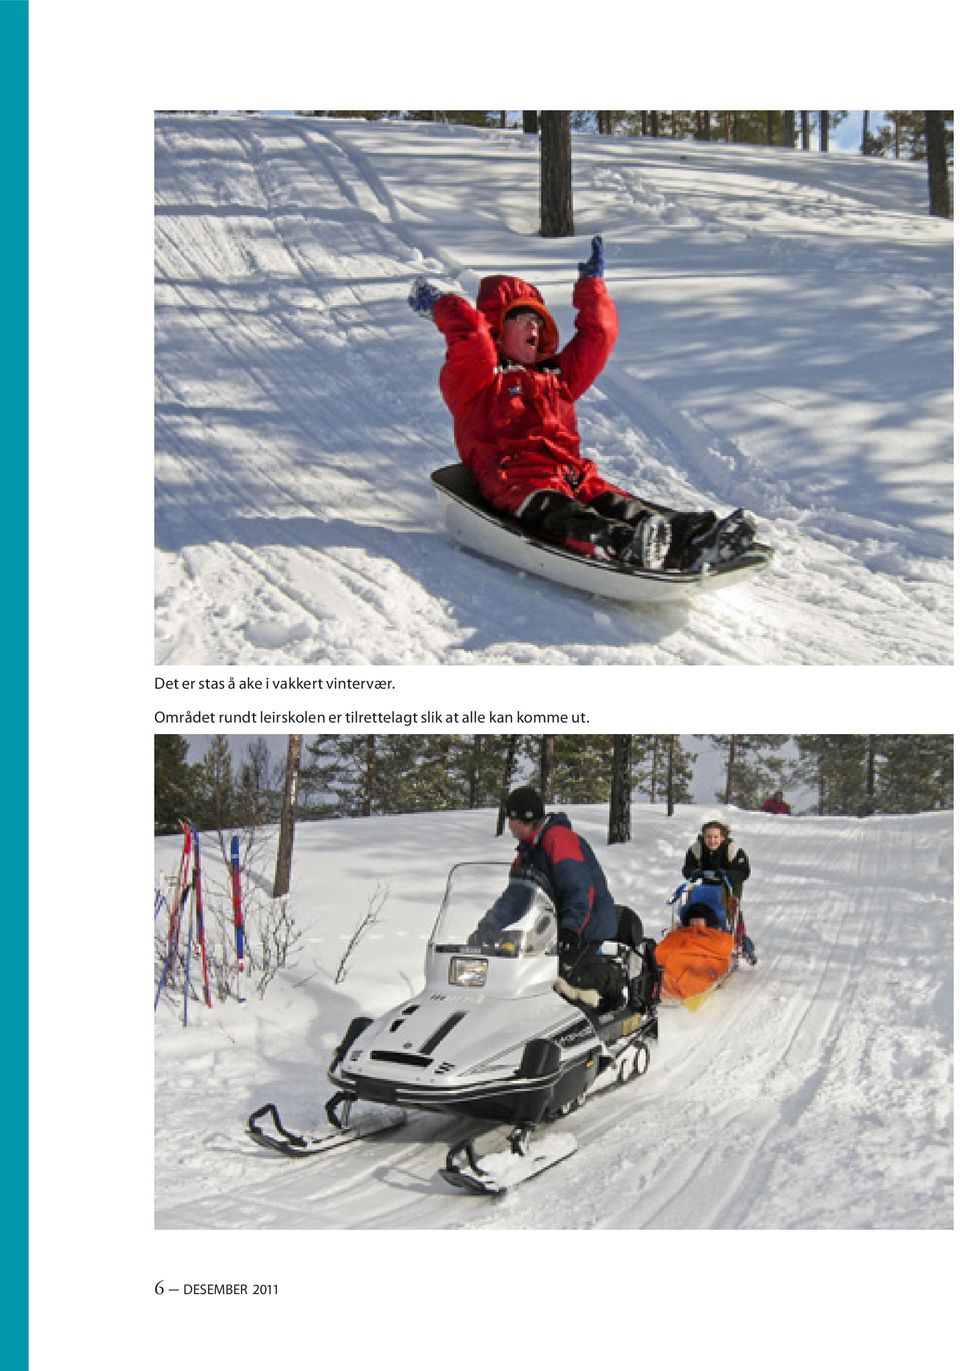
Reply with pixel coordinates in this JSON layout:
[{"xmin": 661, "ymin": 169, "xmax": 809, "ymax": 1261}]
[
  {"xmin": 408, "ymin": 277, "xmax": 444, "ymax": 317},
  {"xmin": 577, "ymin": 234, "xmax": 604, "ymax": 280}
]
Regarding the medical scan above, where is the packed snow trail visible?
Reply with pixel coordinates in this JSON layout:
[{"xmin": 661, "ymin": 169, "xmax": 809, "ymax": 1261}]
[
  {"xmin": 154, "ymin": 805, "xmax": 953, "ymax": 1228},
  {"xmin": 155, "ymin": 117, "xmax": 953, "ymax": 665}
]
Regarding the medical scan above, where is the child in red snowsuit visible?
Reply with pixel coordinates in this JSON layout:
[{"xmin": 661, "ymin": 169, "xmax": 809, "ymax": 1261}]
[{"xmin": 409, "ymin": 236, "xmax": 756, "ymax": 571}]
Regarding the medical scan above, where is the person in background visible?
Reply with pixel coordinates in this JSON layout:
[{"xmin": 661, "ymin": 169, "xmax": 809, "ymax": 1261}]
[{"xmin": 761, "ymin": 790, "xmax": 791, "ymax": 814}]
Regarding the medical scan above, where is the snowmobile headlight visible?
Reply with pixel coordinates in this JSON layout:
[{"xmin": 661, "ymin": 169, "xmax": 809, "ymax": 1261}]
[{"xmin": 449, "ymin": 956, "xmax": 488, "ymax": 988}]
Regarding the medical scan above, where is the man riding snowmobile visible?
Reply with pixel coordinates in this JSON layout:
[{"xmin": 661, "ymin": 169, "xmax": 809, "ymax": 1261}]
[{"xmin": 475, "ymin": 786, "xmax": 623, "ymax": 1010}]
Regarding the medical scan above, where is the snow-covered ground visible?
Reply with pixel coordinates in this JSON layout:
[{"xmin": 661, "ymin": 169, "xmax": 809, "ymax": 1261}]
[
  {"xmin": 154, "ymin": 803, "xmax": 953, "ymax": 1229},
  {"xmin": 154, "ymin": 115, "xmax": 953, "ymax": 667}
]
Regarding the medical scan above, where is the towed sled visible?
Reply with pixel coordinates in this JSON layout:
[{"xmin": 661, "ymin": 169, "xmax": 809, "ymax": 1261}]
[
  {"xmin": 655, "ymin": 874, "xmax": 755, "ymax": 1011},
  {"xmin": 247, "ymin": 862, "xmax": 661, "ymax": 1195},
  {"xmin": 432, "ymin": 464, "xmax": 773, "ymax": 606}
]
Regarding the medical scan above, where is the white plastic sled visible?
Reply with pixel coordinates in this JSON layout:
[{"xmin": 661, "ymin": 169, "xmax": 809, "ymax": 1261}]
[{"xmin": 431, "ymin": 464, "xmax": 773, "ymax": 605}]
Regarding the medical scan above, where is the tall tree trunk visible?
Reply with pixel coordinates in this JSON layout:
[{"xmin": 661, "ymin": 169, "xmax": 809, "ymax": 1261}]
[
  {"xmin": 819, "ymin": 110, "xmax": 830, "ymax": 152},
  {"xmin": 272, "ymin": 734, "xmax": 302, "ymax": 898},
  {"xmin": 648, "ymin": 736, "xmax": 660, "ymax": 803},
  {"xmin": 866, "ymin": 736, "xmax": 877, "ymax": 815},
  {"xmin": 767, "ymin": 111, "xmax": 776, "ymax": 145},
  {"xmin": 650, "ymin": 110, "xmax": 660, "ymax": 138},
  {"xmin": 608, "ymin": 736, "xmax": 632, "ymax": 843},
  {"xmin": 801, "ymin": 111, "xmax": 810, "ymax": 149},
  {"xmin": 861, "ymin": 111, "xmax": 870, "ymax": 154},
  {"xmin": 783, "ymin": 111, "xmax": 795, "ymax": 147},
  {"xmin": 724, "ymin": 736, "xmax": 739, "ymax": 805},
  {"xmin": 666, "ymin": 736, "xmax": 676, "ymax": 817},
  {"xmin": 925, "ymin": 111, "xmax": 952, "ymax": 218},
  {"xmin": 468, "ymin": 735, "xmax": 483, "ymax": 809},
  {"xmin": 539, "ymin": 111, "xmax": 574, "ymax": 237},
  {"xmin": 522, "ymin": 110, "xmax": 539, "ymax": 135},
  {"xmin": 363, "ymin": 735, "xmax": 376, "ymax": 816},
  {"xmin": 539, "ymin": 735, "xmax": 556, "ymax": 802},
  {"xmin": 495, "ymin": 736, "xmax": 519, "ymax": 834}
]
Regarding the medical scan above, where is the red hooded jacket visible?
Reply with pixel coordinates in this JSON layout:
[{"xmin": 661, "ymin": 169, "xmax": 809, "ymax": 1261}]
[{"xmin": 432, "ymin": 274, "xmax": 620, "ymax": 515}]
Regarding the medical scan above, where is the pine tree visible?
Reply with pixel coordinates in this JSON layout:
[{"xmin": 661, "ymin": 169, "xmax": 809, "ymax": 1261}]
[
  {"xmin": 793, "ymin": 736, "xmax": 871, "ymax": 815},
  {"xmin": 711, "ymin": 735, "xmax": 790, "ymax": 809},
  {"xmin": 194, "ymin": 735, "xmax": 237, "ymax": 831},
  {"xmin": 550, "ymin": 736, "xmax": 613, "ymax": 803},
  {"xmin": 155, "ymin": 734, "xmax": 195, "ymax": 834},
  {"xmin": 876, "ymin": 736, "xmax": 953, "ymax": 812},
  {"xmin": 646, "ymin": 735, "xmax": 695, "ymax": 807},
  {"xmin": 300, "ymin": 735, "xmax": 374, "ymax": 817},
  {"xmin": 237, "ymin": 737, "xmax": 279, "ymax": 828}
]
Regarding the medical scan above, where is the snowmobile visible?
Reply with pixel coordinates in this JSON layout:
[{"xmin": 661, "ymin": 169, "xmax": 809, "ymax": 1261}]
[
  {"xmin": 655, "ymin": 873, "xmax": 755, "ymax": 1010},
  {"xmin": 247, "ymin": 861, "xmax": 661, "ymax": 1195},
  {"xmin": 431, "ymin": 463, "xmax": 774, "ymax": 606}
]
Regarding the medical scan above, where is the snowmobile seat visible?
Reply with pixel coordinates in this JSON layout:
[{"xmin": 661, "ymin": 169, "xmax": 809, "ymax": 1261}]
[{"xmin": 616, "ymin": 905, "xmax": 645, "ymax": 951}]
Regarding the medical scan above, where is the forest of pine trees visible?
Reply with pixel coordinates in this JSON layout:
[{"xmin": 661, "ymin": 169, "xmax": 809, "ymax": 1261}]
[
  {"xmin": 155, "ymin": 734, "xmax": 953, "ymax": 836},
  {"xmin": 291, "ymin": 109, "xmax": 951, "ymax": 160},
  {"xmin": 286, "ymin": 110, "xmax": 953, "ymax": 220}
]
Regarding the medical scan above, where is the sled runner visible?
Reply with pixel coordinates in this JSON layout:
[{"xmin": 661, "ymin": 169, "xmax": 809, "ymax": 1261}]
[
  {"xmin": 656, "ymin": 874, "xmax": 754, "ymax": 1010},
  {"xmin": 247, "ymin": 863, "xmax": 660, "ymax": 1194},
  {"xmin": 431, "ymin": 464, "xmax": 773, "ymax": 606}
]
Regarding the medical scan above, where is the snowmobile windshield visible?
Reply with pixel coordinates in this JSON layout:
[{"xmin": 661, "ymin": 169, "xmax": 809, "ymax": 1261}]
[{"xmin": 432, "ymin": 862, "xmax": 558, "ymax": 958}]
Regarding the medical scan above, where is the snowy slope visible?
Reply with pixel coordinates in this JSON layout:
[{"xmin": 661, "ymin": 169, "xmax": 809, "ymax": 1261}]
[
  {"xmin": 154, "ymin": 116, "xmax": 953, "ymax": 666},
  {"xmin": 154, "ymin": 803, "xmax": 953, "ymax": 1229}
]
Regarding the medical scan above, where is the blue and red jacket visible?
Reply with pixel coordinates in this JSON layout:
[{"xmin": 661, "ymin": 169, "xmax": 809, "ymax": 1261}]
[
  {"xmin": 432, "ymin": 274, "xmax": 622, "ymax": 517},
  {"xmin": 484, "ymin": 812, "xmax": 618, "ymax": 943}
]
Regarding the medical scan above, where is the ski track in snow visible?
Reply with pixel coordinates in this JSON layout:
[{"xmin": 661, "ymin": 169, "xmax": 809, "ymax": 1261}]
[
  {"xmin": 155, "ymin": 116, "xmax": 953, "ymax": 665},
  {"xmin": 154, "ymin": 807, "xmax": 953, "ymax": 1230}
]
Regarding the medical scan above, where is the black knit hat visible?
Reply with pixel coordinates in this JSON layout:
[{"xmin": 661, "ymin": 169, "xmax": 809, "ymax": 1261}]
[{"xmin": 506, "ymin": 786, "xmax": 546, "ymax": 821}]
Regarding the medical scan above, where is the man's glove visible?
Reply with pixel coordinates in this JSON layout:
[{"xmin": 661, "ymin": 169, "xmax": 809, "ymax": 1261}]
[
  {"xmin": 558, "ymin": 929, "xmax": 581, "ymax": 961},
  {"xmin": 577, "ymin": 234, "xmax": 604, "ymax": 280},
  {"xmin": 472, "ymin": 913, "xmax": 499, "ymax": 947},
  {"xmin": 408, "ymin": 277, "xmax": 444, "ymax": 317}
]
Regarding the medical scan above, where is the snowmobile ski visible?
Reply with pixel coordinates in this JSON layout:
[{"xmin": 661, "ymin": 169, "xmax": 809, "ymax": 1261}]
[
  {"xmin": 246, "ymin": 1095, "xmax": 406, "ymax": 1157},
  {"xmin": 440, "ymin": 1128, "xmax": 578, "ymax": 1195},
  {"xmin": 432, "ymin": 464, "xmax": 773, "ymax": 606}
]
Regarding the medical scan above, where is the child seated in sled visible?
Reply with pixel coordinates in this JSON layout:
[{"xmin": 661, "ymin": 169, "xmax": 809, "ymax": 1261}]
[
  {"xmin": 680, "ymin": 820, "xmax": 757, "ymax": 963},
  {"xmin": 408, "ymin": 237, "xmax": 757, "ymax": 572}
]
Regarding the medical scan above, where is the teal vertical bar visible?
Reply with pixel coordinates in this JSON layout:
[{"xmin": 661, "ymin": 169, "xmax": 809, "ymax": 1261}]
[{"xmin": 1, "ymin": 4, "xmax": 28, "ymax": 1371}]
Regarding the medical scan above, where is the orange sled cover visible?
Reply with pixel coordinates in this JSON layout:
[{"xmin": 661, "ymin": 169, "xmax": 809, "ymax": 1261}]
[{"xmin": 655, "ymin": 926, "xmax": 736, "ymax": 1001}]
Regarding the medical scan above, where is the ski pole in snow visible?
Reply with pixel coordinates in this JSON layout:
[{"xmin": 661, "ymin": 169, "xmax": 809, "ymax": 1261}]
[
  {"xmin": 230, "ymin": 834, "xmax": 246, "ymax": 1003},
  {"xmin": 182, "ymin": 883, "xmax": 195, "ymax": 1027},
  {"xmin": 191, "ymin": 824, "xmax": 213, "ymax": 1009}
]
